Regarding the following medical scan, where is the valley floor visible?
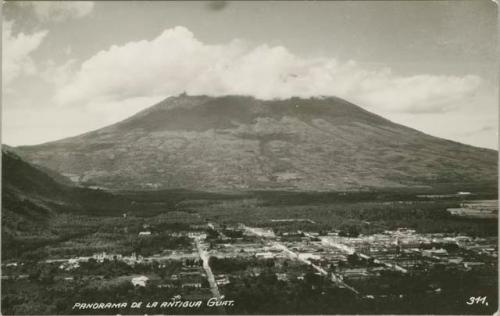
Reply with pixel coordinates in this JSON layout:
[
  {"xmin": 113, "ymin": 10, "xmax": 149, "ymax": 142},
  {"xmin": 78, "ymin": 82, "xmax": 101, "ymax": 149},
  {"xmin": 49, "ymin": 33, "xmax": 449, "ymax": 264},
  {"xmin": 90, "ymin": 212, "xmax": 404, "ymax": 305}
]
[{"xmin": 1, "ymin": 193, "xmax": 498, "ymax": 315}]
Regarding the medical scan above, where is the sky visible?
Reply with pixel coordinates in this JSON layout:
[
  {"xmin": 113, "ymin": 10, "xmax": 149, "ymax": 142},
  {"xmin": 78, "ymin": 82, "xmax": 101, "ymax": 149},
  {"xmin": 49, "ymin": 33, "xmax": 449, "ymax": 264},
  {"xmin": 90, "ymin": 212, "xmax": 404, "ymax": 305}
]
[{"xmin": 2, "ymin": 1, "xmax": 498, "ymax": 149}]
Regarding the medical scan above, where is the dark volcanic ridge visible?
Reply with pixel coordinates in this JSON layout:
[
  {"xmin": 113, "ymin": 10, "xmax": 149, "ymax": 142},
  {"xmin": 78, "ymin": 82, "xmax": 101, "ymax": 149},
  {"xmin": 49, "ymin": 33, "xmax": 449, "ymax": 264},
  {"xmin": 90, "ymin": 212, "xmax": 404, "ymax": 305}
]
[{"xmin": 14, "ymin": 94, "xmax": 498, "ymax": 191}]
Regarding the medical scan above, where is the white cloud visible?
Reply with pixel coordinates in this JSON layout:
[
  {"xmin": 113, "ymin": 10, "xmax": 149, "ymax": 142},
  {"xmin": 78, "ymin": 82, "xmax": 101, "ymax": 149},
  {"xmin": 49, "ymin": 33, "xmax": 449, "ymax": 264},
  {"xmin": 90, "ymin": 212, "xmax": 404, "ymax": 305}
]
[
  {"xmin": 20, "ymin": 1, "xmax": 94, "ymax": 22},
  {"xmin": 348, "ymin": 71, "xmax": 482, "ymax": 114},
  {"xmin": 2, "ymin": 20, "xmax": 48, "ymax": 87},
  {"xmin": 42, "ymin": 59, "xmax": 78, "ymax": 86},
  {"xmin": 55, "ymin": 26, "xmax": 483, "ymax": 115}
]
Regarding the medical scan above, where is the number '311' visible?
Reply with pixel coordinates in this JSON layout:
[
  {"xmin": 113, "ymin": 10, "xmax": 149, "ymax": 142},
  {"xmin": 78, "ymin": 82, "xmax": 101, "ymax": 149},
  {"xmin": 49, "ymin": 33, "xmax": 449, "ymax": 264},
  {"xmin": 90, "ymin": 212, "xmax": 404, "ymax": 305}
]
[{"xmin": 466, "ymin": 296, "xmax": 488, "ymax": 306}]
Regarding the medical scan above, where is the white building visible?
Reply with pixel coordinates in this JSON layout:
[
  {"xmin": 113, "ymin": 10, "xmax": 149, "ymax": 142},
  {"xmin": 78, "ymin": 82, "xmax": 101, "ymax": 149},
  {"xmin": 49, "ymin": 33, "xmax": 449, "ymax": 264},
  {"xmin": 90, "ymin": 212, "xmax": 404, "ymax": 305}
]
[
  {"xmin": 298, "ymin": 253, "xmax": 321, "ymax": 261},
  {"xmin": 131, "ymin": 275, "xmax": 149, "ymax": 287}
]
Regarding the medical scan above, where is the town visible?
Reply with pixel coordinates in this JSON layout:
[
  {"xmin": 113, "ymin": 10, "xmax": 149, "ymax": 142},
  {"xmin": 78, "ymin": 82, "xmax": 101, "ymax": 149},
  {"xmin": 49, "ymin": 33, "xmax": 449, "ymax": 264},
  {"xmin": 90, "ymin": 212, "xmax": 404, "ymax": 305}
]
[{"xmin": 2, "ymin": 206, "xmax": 497, "ymax": 314}]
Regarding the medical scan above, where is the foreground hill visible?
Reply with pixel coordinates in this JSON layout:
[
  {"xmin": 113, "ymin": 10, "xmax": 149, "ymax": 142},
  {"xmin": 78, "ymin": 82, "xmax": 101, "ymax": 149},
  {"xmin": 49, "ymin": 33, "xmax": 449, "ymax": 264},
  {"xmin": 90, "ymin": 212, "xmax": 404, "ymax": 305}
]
[
  {"xmin": 1, "ymin": 149, "xmax": 131, "ymax": 256},
  {"xmin": 15, "ymin": 94, "xmax": 498, "ymax": 191}
]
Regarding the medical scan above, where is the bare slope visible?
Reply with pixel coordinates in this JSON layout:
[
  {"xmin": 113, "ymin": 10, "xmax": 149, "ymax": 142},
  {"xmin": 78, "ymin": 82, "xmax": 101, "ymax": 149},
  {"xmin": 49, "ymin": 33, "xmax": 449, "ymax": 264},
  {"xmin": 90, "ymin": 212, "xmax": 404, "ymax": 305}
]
[{"xmin": 15, "ymin": 95, "xmax": 498, "ymax": 191}]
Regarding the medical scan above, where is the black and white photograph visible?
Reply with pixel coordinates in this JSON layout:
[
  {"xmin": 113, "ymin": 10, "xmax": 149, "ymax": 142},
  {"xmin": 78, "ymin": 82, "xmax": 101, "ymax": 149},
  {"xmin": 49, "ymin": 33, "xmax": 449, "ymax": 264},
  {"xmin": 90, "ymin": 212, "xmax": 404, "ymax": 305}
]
[{"xmin": 1, "ymin": 1, "xmax": 498, "ymax": 315}]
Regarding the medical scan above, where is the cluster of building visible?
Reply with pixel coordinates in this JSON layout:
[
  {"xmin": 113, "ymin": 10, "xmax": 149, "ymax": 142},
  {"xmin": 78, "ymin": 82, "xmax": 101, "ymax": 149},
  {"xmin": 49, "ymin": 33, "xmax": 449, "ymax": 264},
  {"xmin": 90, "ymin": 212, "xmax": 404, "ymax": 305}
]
[
  {"xmin": 202, "ymin": 222, "xmax": 497, "ymax": 291},
  {"xmin": 57, "ymin": 252, "xmax": 150, "ymax": 271},
  {"xmin": 4, "ymin": 216, "xmax": 495, "ymax": 302}
]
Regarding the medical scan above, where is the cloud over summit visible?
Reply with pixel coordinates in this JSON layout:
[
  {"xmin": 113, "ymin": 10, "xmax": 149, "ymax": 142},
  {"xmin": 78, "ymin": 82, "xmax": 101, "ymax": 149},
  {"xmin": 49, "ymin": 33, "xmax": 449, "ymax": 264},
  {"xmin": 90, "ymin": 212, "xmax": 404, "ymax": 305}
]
[{"xmin": 55, "ymin": 26, "xmax": 482, "ymax": 114}]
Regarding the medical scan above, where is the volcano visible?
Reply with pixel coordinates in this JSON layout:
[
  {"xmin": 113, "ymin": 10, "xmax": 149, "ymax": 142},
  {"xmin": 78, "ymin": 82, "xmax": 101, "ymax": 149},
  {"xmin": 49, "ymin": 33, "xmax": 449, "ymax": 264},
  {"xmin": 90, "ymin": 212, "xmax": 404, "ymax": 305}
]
[{"xmin": 15, "ymin": 94, "xmax": 498, "ymax": 191}]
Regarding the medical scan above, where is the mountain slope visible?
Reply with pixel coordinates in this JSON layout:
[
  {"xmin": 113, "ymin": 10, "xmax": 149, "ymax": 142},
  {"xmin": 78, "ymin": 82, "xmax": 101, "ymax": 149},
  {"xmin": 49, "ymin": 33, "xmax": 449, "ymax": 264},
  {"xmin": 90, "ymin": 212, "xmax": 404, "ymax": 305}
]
[
  {"xmin": 1, "ymin": 149, "xmax": 128, "ymax": 236},
  {"xmin": 15, "ymin": 95, "xmax": 498, "ymax": 191},
  {"xmin": 2, "ymin": 148, "xmax": 136, "ymax": 258},
  {"xmin": 1, "ymin": 149, "xmax": 69, "ymax": 258}
]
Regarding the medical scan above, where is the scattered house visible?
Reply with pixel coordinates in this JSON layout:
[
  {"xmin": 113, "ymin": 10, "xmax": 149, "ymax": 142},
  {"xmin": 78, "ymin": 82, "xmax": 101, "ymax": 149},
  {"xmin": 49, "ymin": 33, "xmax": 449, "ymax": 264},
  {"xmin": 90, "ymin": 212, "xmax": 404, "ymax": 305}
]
[
  {"xmin": 131, "ymin": 275, "xmax": 149, "ymax": 287},
  {"xmin": 447, "ymin": 257, "xmax": 464, "ymax": 264},
  {"xmin": 251, "ymin": 227, "xmax": 275, "ymax": 238},
  {"xmin": 93, "ymin": 252, "xmax": 115, "ymax": 262},
  {"xmin": 139, "ymin": 231, "xmax": 152, "ymax": 236},
  {"xmin": 123, "ymin": 252, "xmax": 144, "ymax": 265},
  {"xmin": 455, "ymin": 236, "xmax": 473, "ymax": 243},
  {"xmin": 422, "ymin": 248, "xmax": 448, "ymax": 258},
  {"xmin": 442, "ymin": 237, "xmax": 457, "ymax": 244},
  {"xmin": 463, "ymin": 261, "xmax": 485, "ymax": 269},
  {"xmin": 188, "ymin": 232, "xmax": 207, "ymax": 239},
  {"xmin": 298, "ymin": 253, "xmax": 321, "ymax": 261},
  {"xmin": 396, "ymin": 228, "xmax": 416, "ymax": 235},
  {"xmin": 215, "ymin": 275, "xmax": 230, "ymax": 285},
  {"xmin": 181, "ymin": 282, "xmax": 202, "ymax": 288},
  {"xmin": 250, "ymin": 267, "xmax": 262, "ymax": 277},
  {"xmin": 256, "ymin": 252, "xmax": 274, "ymax": 259},
  {"xmin": 112, "ymin": 254, "xmax": 123, "ymax": 261},
  {"xmin": 179, "ymin": 271, "xmax": 204, "ymax": 277},
  {"xmin": 306, "ymin": 232, "xmax": 320, "ymax": 237},
  {"xmin": 59, "ymin": 259, "xmax": 80, "ymax": 271},
  {"xmin": 276, "ymin": 273, "xmax": 288, "ymax": 281},
  {"xmin": 341, "ymin": 268, "xmax": 370, "ymax": 279}
]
